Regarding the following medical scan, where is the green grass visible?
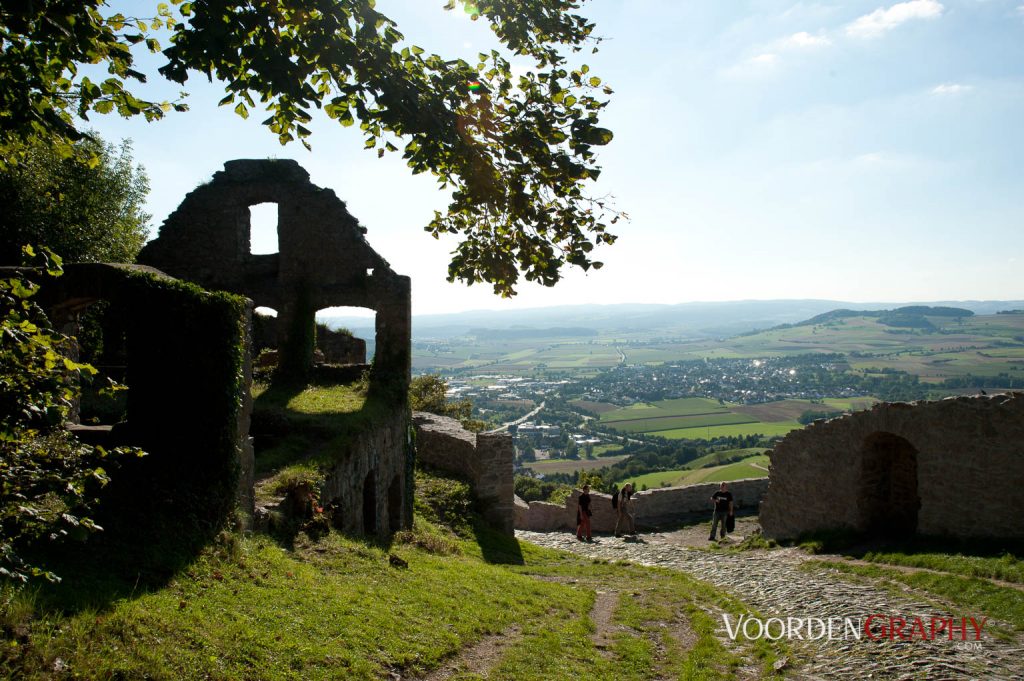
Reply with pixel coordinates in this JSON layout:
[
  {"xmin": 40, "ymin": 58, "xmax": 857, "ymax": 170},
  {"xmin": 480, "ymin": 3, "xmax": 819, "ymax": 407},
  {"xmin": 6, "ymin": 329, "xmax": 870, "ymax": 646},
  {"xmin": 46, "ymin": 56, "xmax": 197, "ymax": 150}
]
[
  {"xmin": 251, "ymin": 381, "xmax": 387, "ymax": 481},
  {"xmin": 524, "ymin": 454, "xmax": 630, "ymax": 475},
  {"xmin": 2, "ymin": 513, "xmax": 786, "ymax": 680},
  {"xmin": 633, "ymin": 456, "xmax": 770, "ymax": 489},
  {"xmin": 804, "ymin": 560, "xmax": 1024, "ymax": 631},
  {"xmin": 684, "ymin": 448, "xmax": 768, "ymax": 470},
  {"xmin": 656, "ymin": 421, "xmax": 802, "ymax": 440},
  {"xmin": 601, "ymin": 398, "xmax": 729, "ymax": 423},
  {"xmin": 603, "ymin": 413, "xmax": 757, "ymax": 434},
  {"xmin": 859, "ymin": 550, "xmax": 1024, "ymax": 584}
]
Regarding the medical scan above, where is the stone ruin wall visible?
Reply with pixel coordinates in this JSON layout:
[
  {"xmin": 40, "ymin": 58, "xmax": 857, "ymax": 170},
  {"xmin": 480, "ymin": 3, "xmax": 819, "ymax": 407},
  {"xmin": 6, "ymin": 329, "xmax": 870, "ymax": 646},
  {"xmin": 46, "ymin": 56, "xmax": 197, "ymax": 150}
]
[
  {"xmin": 760, "ymin": 393, "xmax": 1024, "ymax": 540},
  {"xmin": 413, "ymin": 412, "xmax": 515, "ymax": 535},
  {"xmin": 515, "ymin": 478, "xmax": 771, "ymax": 533},
  {"xmin": 140, "ymin": 159, "xmax": 412, "ymax": 535},
  {"xmin": 319, "ymin": 406, "xmax": 410, "ymax": 537}
]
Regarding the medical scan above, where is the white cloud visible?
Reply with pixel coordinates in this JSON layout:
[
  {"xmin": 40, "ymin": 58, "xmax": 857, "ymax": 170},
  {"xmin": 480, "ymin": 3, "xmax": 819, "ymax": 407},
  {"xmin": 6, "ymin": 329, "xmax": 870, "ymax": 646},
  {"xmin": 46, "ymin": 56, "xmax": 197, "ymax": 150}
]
[
  {"xmin": 846, "ymin": 0, "xmax": 944, "ymax": 39},
  {"xmin": 781, "ymin": 31, "xmax": 832, "ymax": 49},
  {"xmin": 931, "ymin": 83, "xmax": 973, "ymax": 95},
  {"xmin": 721, "ymin": 53, "xmax": 780, "ymax": 79}
]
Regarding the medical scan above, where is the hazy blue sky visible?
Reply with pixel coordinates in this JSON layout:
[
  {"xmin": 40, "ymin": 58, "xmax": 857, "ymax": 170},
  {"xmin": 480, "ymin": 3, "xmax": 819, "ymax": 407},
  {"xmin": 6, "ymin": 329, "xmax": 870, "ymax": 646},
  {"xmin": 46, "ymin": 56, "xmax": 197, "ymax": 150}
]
[{"xmin": 89, "ymin": 1, "xmax": 1024, "ymax": 314}]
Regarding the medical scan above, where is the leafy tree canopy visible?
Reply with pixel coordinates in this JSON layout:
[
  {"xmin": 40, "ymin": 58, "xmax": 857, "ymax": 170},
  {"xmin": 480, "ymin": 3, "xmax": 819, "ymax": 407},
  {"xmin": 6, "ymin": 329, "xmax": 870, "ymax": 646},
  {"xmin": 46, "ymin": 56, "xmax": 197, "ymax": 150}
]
[
  {"xmin": 0, "ymin": 134, "xmax": 150, "ymax": 264},
  {"xmin": 409, "ymin": 373, "xmax": 485, "ymax": 432},
  {"xmin": 0, "ymin": 0, "xmax": 621, "ymax": 296}
]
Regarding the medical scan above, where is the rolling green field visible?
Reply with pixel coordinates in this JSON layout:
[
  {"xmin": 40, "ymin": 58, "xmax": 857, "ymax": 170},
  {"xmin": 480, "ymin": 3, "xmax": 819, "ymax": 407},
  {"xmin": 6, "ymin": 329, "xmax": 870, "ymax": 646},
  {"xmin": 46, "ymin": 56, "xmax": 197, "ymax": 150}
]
[
  {"xmin": 523, "ymin": 454, "xmax": 630, "ymax": 475},
  {"xmin": 414, "ymin": 312, "xmax": 1024, "ymax": 385},
  {"xmin": 631, "ymin": 454, "xmax": 771, "ymax": 489},
  {"xmin": 683, "ymin": 447, "xmax": 769, "ymax": 469},
  {"xmin": 655, "ymin": 421, "xmax": 802, "ymax": 439},
  {"xmin": 597, "ymin": 397, "xmax": 811, "ymax": 440},
  {"xmin": 601, "ymin": 412, "xmax": 757, "ymax": 434},
  {"xmin": 600, "ymin": 397, "xmax": 730, "ymax": 422}
]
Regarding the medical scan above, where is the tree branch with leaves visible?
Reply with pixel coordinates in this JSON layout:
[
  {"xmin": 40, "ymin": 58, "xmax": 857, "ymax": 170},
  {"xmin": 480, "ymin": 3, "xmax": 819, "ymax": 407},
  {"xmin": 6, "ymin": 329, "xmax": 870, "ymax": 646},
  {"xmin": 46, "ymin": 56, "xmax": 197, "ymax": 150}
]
[{"xmin": 0, "ymin": 0, "xmax": 623, "ymax": 296}]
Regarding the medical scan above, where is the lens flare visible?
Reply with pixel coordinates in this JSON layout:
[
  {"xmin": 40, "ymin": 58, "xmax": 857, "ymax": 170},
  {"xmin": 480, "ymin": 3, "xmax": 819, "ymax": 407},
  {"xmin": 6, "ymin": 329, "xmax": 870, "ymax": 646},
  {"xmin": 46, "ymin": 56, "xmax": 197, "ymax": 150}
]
[{"xmin": 467, "ymin": 80, "xmax": 482, "ymax": 93}]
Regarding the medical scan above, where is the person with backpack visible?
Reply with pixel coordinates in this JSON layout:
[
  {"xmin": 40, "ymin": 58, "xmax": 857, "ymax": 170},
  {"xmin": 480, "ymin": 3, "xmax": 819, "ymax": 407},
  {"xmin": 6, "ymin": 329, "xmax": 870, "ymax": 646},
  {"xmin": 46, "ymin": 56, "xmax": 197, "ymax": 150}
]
[{"xmin": 614, "ymin": 482, "xmax": 635, "ymax": 537}]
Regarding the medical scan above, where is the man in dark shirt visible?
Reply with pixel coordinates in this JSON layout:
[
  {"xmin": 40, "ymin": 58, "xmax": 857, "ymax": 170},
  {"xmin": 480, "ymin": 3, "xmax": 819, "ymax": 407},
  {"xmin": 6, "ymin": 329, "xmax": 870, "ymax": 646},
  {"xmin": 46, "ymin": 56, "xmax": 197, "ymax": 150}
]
[{"xmin": 709, "ymin": 482, "xmax": 734, "ymax": 541}]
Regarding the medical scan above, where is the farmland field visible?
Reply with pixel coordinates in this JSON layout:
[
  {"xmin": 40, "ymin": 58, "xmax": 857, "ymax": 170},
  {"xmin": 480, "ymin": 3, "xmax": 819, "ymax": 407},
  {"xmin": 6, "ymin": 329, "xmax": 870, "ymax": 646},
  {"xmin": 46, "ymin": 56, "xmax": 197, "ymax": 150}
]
[
  {"xmin": 523, "ymin": 454, "xmax": 630, "ymax": 475},
  {"xmin": 684, "ymin": 447, "xmax": 768, "ymax": 470},
  {"xmin": 602, "ymin": 412, "xmax": 756, "ymax": 433},
  {"xmin": 600, "ymin": 398, "xmax": 731, "ymax": 422},
  {"xmin": 630, "ymin": 454, "xmax": 771, "ymax": 489},
  {"xmin": 569, "ymin": 399, "xmax": 619, "ymax": 414},
  {"xmin": 595, "ymin": 397, "xmax": 805, "ymax": 440},
  {"xmin": 733, "ymin": 397, "xmax": 876, "ymax": 422},
  {"xmin": 656, "ymin": 421, "xmax": 803, "ymax": 439}
]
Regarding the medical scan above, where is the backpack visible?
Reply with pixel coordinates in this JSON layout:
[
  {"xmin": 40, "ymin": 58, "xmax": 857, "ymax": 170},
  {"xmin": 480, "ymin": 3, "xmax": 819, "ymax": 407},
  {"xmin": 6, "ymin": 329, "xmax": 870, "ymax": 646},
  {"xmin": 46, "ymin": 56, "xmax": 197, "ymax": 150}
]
[{"xmin": 611, "ymin": 485, "xmax": 619, "ymax": 509}]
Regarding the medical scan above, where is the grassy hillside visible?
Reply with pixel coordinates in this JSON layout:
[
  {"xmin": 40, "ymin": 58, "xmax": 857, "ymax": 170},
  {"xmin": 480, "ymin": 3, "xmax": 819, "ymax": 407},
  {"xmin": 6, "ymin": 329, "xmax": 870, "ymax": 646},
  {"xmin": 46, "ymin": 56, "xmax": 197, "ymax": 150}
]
[
  {"xmin": 0, "ymin": 482, "xmax": 785, "ymax": 680},
  {"xmin": 414, "ymin": 310, "xmax": 1024, "ymax": 386},
  {"xmin": 632, "ymin": 456, "xmax": 770, "ymax": 490},
  {"xmin": 1, "ymin": 381, "xmax": 786, "ymax": 679},
  {"xmin": 596, "ymin": 395, "xmax": 883, "ymax": 441}
]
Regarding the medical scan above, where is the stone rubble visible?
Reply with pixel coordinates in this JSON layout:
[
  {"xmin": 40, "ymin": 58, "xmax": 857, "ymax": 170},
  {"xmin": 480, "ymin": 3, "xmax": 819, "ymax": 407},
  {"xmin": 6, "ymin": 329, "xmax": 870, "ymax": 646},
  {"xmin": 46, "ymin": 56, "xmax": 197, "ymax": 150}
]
[{"xmin": 517, "ymin": 530, "xmax": 1024, "ymax": 680}]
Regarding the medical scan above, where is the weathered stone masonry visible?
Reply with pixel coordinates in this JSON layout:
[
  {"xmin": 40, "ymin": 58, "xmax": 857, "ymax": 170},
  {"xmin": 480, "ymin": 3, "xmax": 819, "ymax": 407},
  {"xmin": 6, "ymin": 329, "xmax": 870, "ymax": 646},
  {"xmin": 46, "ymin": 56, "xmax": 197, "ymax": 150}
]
[
  {"xmin": 761, "ymin": 393, "xmax": 1024, "ymax": 540},
  {"xmin": 140, "ymin": 159, "xmax": 413, "ymax": 535},
  {"xmin": 413, "ymin": 412, "xmax": 515, "ymax": 535},
  {"xmin": 138, "ymin": 159, "xmax": 410, "ymax": 383},
  {"xmin": 515, "ymin": 478, "xmax": 770, "ymax": 533}
]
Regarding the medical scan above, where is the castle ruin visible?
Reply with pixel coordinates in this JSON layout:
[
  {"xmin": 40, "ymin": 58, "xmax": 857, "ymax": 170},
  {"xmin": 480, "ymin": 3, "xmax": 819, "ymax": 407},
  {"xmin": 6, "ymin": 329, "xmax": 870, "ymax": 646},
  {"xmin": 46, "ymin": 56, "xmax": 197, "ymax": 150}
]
[{"xmin": 760, "ymin": 393, "xmax": 1024, "ymax": 540}]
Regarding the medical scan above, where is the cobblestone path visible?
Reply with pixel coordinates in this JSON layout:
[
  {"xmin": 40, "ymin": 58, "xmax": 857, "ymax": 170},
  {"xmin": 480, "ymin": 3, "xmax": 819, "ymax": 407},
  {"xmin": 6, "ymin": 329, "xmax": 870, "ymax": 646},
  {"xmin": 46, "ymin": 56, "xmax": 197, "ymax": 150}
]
[{"xmin": 517, "ymin": 531, "xmax": 1024, "ymax": 680}]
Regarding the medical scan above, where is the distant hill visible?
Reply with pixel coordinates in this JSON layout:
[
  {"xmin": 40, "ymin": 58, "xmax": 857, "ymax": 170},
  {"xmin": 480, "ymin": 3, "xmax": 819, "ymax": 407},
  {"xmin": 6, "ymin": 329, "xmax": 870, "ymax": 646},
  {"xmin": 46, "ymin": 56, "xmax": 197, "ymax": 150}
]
[
  {"xmin": 780, "ymin": 305, "xmax": 975, "ymax": 333},
  {"xmin": 470, "ymin": 327, "xmax": 598, "ymax": 340},
  {"xmin": 319, "ymin": 299, "xmax": 1024, "ymax": 341}
]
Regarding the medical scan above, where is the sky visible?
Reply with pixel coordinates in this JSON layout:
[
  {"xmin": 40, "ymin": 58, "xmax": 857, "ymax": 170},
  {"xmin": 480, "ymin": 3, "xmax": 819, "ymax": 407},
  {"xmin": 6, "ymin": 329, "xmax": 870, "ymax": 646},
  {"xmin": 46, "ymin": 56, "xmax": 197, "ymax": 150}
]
[{"xmin": 87, "ymin": 1, "xmax": 1024, "ymax": 315}]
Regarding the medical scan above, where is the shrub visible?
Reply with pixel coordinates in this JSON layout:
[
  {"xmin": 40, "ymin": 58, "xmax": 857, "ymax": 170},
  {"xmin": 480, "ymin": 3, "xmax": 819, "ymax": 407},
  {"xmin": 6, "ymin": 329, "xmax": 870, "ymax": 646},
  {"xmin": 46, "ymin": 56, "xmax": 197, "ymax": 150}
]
[{"xmin": 0, "ymin": 248, "xmax": 141, "ymax": 584}]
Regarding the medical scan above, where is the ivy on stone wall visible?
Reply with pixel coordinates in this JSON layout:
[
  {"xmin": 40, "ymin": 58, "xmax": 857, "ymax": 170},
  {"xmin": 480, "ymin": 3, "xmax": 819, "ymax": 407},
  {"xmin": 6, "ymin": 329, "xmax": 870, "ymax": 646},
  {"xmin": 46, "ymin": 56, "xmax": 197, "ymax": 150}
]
[{"xmin": 97, "ymin": 268, "xmax": 249, "ymax": 540}]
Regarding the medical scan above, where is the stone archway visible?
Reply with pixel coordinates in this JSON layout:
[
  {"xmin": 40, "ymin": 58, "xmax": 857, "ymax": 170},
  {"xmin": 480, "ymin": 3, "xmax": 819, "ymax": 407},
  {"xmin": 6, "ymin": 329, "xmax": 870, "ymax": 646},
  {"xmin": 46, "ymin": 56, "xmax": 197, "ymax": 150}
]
[{"xmin": 858, "ymin": 432, "xmax": 920, "ymax": 536}]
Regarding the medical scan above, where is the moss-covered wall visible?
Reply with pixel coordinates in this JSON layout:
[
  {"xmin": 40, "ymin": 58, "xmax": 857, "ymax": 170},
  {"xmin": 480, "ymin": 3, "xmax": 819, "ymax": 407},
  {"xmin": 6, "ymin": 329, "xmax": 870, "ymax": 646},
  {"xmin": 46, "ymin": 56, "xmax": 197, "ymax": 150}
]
[{"xmin": 39, "ymin": 263, "xmax": 253, "ymax": 537}]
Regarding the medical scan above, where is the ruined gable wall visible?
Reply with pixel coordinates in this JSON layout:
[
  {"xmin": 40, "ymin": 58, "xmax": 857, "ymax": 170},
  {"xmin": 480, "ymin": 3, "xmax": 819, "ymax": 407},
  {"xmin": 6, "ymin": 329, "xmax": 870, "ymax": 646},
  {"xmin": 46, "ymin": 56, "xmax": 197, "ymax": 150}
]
[{"xmin": 760, "ymin": 393, "xmax": 1024, "ymax": 540}]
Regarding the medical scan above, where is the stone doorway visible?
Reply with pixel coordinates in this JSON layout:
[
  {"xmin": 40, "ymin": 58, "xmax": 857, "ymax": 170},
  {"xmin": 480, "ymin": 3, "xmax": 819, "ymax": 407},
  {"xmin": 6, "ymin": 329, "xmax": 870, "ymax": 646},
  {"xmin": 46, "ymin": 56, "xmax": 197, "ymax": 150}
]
[
  {"xmin": 858, "ymin": 432, "xmax": 920, "ymax": 536},
  {"xmin": 387, "ymin": 475, "xmax": 402, "ymax": 534},
  {"xmin": 363, "ymin": 470, "xmax": 377, "ymax": 535}
]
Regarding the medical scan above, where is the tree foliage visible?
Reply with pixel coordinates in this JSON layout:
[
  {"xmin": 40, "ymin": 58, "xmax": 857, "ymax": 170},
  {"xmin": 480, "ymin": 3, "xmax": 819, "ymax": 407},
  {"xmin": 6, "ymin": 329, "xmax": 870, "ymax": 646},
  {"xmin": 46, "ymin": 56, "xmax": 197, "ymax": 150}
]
[
  {"xmin": 409, "ymin": 373, "xmax": 486, "ymax": 432},
  {"xmin": 0, "ymin": 248, "xmax": 141, "ymax": 584},
  {"xmin": 0, "ymin": 134, "xmax": 150, "ymax": 264},
  {"xmin": 0, "ymin": 0, "xmax": 621, "ymax": 295}
]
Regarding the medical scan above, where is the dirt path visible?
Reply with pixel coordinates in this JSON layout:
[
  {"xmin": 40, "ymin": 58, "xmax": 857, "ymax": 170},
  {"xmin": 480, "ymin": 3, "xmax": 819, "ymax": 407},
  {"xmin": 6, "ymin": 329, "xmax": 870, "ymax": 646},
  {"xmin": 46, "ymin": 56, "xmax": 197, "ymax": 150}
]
[
  {"xmin": 417, "ymin": 626, "xmax": 522, "ymax": 680},
  {"xmin": 517, "ymin": 530, "xmax": 1024, "ymax": 680}
]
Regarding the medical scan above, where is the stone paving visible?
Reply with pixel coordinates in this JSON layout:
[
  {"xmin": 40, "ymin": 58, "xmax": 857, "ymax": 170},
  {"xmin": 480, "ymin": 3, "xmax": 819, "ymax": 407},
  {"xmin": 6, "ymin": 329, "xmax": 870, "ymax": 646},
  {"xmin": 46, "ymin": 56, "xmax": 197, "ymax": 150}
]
[{"xmin": 517, "ymin": 530, "xmax": 1024, "ymax": 680}]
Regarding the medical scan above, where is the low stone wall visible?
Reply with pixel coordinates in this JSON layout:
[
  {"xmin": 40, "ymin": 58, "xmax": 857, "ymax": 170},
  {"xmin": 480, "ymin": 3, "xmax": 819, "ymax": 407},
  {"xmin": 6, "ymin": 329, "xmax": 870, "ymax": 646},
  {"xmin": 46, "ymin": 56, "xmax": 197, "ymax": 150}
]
[
  {"xmin": 515, "ymin": 478, "xmax": 770, "ymax": 533},
  {"xmin": 413, "ymin": 412, "xmax": 515, "ymax": 534}
]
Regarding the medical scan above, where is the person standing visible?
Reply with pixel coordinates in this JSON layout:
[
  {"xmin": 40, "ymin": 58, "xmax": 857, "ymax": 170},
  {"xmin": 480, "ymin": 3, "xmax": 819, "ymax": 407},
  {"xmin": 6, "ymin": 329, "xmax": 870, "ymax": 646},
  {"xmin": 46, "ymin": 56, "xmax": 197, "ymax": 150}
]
[
  {"xmin": 709, "ymin": 482, "xmax": 734, "ymax": 541},
  {"xmin": 614, "ymin": 482, "xmax": 635, "ymax": 537},
  {"xmin": 576, "ymin": 484, "xmax": 593, "ymax": 542}
]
